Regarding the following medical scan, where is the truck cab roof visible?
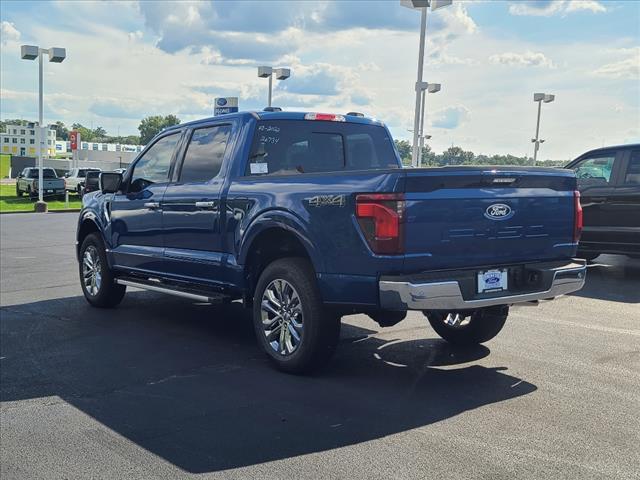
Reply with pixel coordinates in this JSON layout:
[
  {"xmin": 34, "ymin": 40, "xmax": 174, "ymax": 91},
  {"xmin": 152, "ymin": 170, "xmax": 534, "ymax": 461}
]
[{"xmin": 164, "ymin": 110, "xmax": 384, "ymax": 133}]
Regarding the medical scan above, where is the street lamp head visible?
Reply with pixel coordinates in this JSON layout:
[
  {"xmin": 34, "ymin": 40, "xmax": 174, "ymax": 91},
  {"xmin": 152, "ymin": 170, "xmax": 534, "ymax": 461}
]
[
  {"xmin": 48, "ymin": 47, "xmax": 66, "ymax": 63},
  {"xmin": 533, "ymin": 93, "xmax": 545, "ymax": 102},
  {"xmin": 427, "ymin": 83, "xmax": 441, "ymax": 93},
  {"xmin": 257, "ymin": 66, "xmax": 273, "ymax": 78},
  {"xmin": 274, "ymin": 68, "xmax": 290, "ymax": 80},
  {"xmin": 20, "ymin": 45, "xmax": 39, "ymax": 60},
  {"xmin": 400, "ymin": 0, "xmax": 430, "ymax": 8},
  {"xmin": 543, "ymin": 94, "xmax": 555, "ymax": 103}
]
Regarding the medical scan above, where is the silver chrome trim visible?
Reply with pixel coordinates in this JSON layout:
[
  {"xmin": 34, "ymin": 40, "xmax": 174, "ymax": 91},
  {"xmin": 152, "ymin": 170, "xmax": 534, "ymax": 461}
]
[
  {"xmin": 379, "ymin": 262, "xmax": 586, "ymax": 310},
  {"xmin": 115, "ymin": 279, "xmax": 216, "ymax": 302}
]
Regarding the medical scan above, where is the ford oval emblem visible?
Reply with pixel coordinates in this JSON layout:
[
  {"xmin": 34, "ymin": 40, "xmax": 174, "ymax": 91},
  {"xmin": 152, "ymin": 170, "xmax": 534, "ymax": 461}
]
[
  {"xmin": 485, "ymin": 203, "xmax": 513, "ymax": 220},
  {"xmin": 216, "ymin": 98, "xmax": 228, "ymax": 106}
]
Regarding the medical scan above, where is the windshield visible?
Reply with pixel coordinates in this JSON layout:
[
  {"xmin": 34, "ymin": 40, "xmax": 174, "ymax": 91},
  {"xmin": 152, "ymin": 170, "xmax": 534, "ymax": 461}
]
[{"xmin": 246, "ymin": 120, "xmax": 400, "ymax": 176}]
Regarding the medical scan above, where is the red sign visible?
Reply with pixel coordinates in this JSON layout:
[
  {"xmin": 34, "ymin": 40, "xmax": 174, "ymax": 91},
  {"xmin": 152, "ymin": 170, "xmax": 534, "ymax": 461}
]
[{"xmin": 70, "ymin": 130, "xmax": 78, "ymax": 150}]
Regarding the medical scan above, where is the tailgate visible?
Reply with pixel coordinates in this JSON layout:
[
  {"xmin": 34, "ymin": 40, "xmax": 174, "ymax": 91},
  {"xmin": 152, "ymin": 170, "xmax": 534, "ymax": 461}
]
[
  {"xmin": 43, "ymin": 180, "xmax": 63, "ymax": 189},
  {"xmin": 400, "ymin": 167, "xmax": 578, "ymax": 272}
]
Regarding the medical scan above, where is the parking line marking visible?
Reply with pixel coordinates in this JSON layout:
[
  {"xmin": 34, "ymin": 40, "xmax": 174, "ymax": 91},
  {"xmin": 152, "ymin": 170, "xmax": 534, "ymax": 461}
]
[{"xmin": 531, "ymin": 317, "xmax": 640, "ymax": 337}]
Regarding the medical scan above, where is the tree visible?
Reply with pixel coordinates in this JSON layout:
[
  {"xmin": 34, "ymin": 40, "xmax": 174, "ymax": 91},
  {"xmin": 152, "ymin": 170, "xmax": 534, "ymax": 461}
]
[
  {"xmin": 138, "ymin": 115, "xmax": 181, "ymax": 144},
  {"xmin": 93, "ymin": 126, "xmax": 107, "ymax": 139},
  {"xmin": 52, "ymin": 121, "xmax": 69, "ymax": 140}
]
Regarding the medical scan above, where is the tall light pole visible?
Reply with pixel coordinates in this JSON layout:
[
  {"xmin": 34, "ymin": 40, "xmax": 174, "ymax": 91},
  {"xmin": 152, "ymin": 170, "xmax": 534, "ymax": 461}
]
[
  {"xmin": 21, "ymin": 44, "xmax": 66, "ymax": 209},
  {"xmin": 531, "ymin": 92, "xmax": 555, "ymax": 165},
  {"xmin": 258, "ymin": 66, "xmax": 290, "ymax": 107},
  {"xmin": 418, "ymin": 82, "xmax": 440, "ymax": 166},
  {"xmin": 401, "ymin": 0, "xmax": 452, "ymax": 167}
]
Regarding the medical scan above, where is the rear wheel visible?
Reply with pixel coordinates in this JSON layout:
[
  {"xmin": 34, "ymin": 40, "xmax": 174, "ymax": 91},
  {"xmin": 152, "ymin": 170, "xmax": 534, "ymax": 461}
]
[
  {"xmin": 79, "ymin": 233, "xmax": 126, "ymax": 308},
  {"xmin": 253, "ymin": 257, "xmax": 340, "ymax": 373},
  {"xmin": 424, "ymin": 306, "xmax": 508, "ymax": 345},
  {"xmin": 16, "ymin": 185, "xmax": 22, "ymax": 197},
  {"xmin": 577, "ymin": 251, "xmax": 599, "ymax": 262}
]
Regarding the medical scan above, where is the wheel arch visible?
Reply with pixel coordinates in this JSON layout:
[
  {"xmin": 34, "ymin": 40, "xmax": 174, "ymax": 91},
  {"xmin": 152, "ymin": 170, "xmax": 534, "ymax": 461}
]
[
  {"xmin": 240, "ymin": 217, "xmax": 322, "ymax": 303},
  {"xmin": 76, "ymin": 213, "xmax": 102, "ymax": 261}
]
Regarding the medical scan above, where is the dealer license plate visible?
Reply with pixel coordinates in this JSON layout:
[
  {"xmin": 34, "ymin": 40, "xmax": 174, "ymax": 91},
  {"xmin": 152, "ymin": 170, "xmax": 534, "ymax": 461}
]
[{"xmin": 477, "ymin": 269, "xmax": 508, "ymax": 293}]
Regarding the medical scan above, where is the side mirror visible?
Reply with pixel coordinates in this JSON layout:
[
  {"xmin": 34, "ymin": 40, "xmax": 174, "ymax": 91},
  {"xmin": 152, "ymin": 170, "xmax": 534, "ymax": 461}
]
[{"xmin": 100, "ymin": 172, "xmax": 122, "ymax": 193}]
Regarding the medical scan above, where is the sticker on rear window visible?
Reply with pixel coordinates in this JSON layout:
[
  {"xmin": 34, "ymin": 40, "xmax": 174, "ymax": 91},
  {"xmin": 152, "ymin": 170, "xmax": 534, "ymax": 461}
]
[{"xmin": 250, "ymin": 162, "xmax": 268, "ymax": 174}]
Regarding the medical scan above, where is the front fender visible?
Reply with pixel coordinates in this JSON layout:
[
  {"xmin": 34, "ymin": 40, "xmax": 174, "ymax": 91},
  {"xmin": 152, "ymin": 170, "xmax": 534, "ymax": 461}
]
[
  {"xmin": 238, "ymin": 208, "xmax": 325, "ymax": 274},
  {"xmin": 76, "ymin": 193, "xmax": 112, "ymax": 256}
]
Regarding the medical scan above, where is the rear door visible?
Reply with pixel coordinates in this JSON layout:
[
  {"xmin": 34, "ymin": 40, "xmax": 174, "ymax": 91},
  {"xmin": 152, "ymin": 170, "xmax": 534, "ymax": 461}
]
[
  {"xmin": 569, "ymin": 150, "xmax": 623, "ymax": 248},
  {"xmin": 608, "ymin": 149, "xmax": 640, "ymax": 253},
  {"xmin": 161, "ymin": 122, "xmax": 233, "ymax": 284},
  {"xmin": 109, "ymin": 131, "xmax": 182, "ymax": 273}
]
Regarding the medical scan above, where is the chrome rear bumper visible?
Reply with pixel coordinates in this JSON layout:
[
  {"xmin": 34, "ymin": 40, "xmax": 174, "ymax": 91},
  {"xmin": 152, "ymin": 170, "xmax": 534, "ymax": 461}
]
[{"xmin": 379, "ymin": 261, "xmax": 586, "ymax": 311}]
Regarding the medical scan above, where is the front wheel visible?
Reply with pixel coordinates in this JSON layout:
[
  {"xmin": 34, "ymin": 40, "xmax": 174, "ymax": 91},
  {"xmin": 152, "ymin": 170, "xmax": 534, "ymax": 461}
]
[
  {"xmin": 253, "ymin": 257, "xmax": 340, "ymax": 373},
  {"xmin": 79, "ymin": 233, "xmax": 126, "ymax": 308},
  {"xmin": 424, "ymin": 306, "xmax": 508, "ymax": 345}
]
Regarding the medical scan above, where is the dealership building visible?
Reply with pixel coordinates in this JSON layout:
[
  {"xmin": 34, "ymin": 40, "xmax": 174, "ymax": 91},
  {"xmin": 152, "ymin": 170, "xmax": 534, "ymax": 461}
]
[{"xmin": 0, "ymin": 122, "xmax": 57, "ymax": 157}]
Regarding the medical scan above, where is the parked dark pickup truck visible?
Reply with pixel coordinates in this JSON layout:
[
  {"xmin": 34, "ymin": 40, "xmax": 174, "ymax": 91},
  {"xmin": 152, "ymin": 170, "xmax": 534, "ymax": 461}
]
[
  {"xmin": 566, "ymin": 144, "xmax": 640, "ymax": 260},
  {"xmin": 76, "ymin": 111, "xmax": 586, "ymax": 373},
  {"xmin": 16, "ymin": 167, "xmax": 66, "ymax": 199}
]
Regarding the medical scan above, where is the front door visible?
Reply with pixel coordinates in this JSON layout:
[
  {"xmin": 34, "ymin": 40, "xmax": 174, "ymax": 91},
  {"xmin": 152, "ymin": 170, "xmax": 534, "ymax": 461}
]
[
  {"xmin": 571, "ymin": 151, "xmax": 620, "ymax": 248},
  {"xmin": 109, "ymin": 131, "xmax": 182, "ymax": 274},
  {"xmin": 161, "ymin": 123, "xmax": 233, "ymax": 286}
]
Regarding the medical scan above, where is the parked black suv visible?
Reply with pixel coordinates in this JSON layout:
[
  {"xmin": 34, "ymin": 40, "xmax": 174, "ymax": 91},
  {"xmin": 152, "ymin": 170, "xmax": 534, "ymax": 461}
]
[{"xmin": 566, "ymin": 144, "xmax": 640, "ymax": 260}]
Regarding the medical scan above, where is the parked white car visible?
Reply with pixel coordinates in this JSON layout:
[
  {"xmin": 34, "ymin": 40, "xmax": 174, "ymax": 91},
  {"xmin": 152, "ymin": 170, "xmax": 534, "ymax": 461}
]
[{"xmin": 64, "ymin": 168, "xmax": 101, "ymax": 195}]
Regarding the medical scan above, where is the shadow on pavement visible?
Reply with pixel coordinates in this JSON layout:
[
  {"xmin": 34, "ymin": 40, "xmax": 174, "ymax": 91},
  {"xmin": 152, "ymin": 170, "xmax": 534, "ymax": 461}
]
[
  {"xmin": 1, "ymin": 292, "xmax": 537, "ymax": 473},
  {"xmin": 569, "ymin": 254, "xmax": 640, "ymax": 303}
]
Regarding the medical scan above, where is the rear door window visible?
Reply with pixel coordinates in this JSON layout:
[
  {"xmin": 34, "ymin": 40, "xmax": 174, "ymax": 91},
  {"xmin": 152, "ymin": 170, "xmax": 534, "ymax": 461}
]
[
  {"xmin": 246, "ymin": 120, "xmax": 398, "ymax": 176},
  {"xmin": 179, "ymin": 125, "xmax": 231, "ymax": 183},
  {"xmin": 623, "ymin": 151, "xmax": 640, "ymax": 185}
]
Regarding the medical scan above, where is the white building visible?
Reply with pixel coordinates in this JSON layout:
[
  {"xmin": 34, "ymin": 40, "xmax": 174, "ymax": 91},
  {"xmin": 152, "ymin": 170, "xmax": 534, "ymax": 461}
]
[
  {"xmin": 55, "ymin": 140, "xmax": 143, "ymax": 154},
  {"xmin": 0, "ymin": 122, "xmax": 57, "ymax": 157}
]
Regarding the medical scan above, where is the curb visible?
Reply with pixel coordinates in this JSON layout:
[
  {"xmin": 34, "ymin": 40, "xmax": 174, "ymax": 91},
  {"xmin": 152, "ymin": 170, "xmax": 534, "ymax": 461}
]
[{"xmin": 0, "ymin": 208, "xmax": 81, "ymax": 215}]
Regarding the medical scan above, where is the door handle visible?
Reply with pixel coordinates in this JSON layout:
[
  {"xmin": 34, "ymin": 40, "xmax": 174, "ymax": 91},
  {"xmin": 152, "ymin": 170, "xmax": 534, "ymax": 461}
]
[
  {"xmin": 144, "ymin": 201, "xmax": 161, "ymax": 210},
  {"xmin": 590, "ymin": 197, "xmax": 607, "ymax": 203},
  {"xmin": 195, "ymin": 201, "xmax": 216, "ymax": 210}
]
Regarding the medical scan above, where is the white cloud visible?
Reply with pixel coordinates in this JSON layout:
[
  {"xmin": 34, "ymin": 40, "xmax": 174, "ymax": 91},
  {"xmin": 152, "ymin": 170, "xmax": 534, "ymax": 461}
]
[
  {"xmin": 565, "ymin": 1, "xmax": 607, "ymax": 14},
  {"xmin": 430, "ymin": 105, "xmax": 471, "ymax": 129},
  {"xmin": 593, "ymin": 47, "xmax": 640, "ymax": 80},
  {"xmin": 1, "ymin": 21, "xmax": 21, "ymax": 45},
  {"xmin": 509, "ymin": 1, "xmax": 606, "ymax": 17},
  {"xmin": 489, "ymin": 51, "xmax": 555, "ymax": 68}
]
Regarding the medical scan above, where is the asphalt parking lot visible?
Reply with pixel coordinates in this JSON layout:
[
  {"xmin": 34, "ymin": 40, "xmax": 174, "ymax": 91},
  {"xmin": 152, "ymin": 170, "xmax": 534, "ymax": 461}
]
[{"xmin": 1, "ymin": 212, "xmax": 639, "ymax": 480}]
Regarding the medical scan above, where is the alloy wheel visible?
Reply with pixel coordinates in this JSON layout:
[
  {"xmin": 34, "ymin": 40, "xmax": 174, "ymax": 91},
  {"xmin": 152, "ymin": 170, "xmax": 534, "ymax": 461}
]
[
  {"xmin": 260, "ymin": 279, "xmax": 303, "ymax": 356},
  {"xmin": 82, "ymin": 245, "xmax": 102, "ymax": 296}
]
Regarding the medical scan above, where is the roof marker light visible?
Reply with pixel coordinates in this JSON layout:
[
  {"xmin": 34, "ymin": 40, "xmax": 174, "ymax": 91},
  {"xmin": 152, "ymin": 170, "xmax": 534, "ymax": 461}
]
[{"xmin": 304, "ymin": 113, "xmax": 346, "ymax": 122}]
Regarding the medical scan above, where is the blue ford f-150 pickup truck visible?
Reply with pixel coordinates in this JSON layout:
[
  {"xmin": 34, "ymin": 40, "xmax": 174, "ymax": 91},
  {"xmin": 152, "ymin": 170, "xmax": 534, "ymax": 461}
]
[{"xmin": 76, "ymin": 110, "xmax": 586, "ymax": 372}]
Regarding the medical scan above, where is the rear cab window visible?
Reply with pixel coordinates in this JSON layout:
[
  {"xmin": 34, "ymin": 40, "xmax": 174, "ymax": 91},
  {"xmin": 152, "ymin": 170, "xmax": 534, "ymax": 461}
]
[{"xmin": 246, "ymin": 120, "xmax": 399, "ymax": 176}]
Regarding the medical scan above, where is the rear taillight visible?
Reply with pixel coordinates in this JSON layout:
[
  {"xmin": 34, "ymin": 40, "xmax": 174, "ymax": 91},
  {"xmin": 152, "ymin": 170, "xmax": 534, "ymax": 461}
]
[
  {"xmin": 573, "ymin": 190, "xmax": 583, "ymax": 243},
  {"xmin": 355, "ymin": 193, "xmax": 405, "ymax": 255}
]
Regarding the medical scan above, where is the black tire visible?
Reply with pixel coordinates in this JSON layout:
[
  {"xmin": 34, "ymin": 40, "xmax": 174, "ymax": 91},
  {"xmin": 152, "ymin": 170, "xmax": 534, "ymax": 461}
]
[
  {"xmin": 425, "ymin": 306, "xmax": 509, "ymax": 346},
  {"xmin": 77, "ymin": 185, "xmax": 83, "ymax": 198},
  {"xmin": 16, "ymin": 186, "xmax": 23, "ymax": 197},
  {"xmin": 253, "ymin": 257, "xmax": 340, "ymax": 373},
  {"xmin": 79, "ymin": 233, "xmax": 126, "ymax": 308}
]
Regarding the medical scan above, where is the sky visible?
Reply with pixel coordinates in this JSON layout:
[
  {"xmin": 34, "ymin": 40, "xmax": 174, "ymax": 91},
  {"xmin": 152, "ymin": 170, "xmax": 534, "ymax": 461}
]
[{"xmin": 1, "ymin": 0, "xmax": 638, "ymax": 160}]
